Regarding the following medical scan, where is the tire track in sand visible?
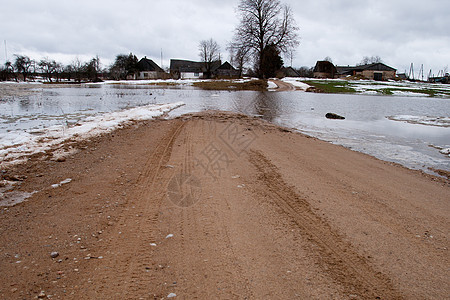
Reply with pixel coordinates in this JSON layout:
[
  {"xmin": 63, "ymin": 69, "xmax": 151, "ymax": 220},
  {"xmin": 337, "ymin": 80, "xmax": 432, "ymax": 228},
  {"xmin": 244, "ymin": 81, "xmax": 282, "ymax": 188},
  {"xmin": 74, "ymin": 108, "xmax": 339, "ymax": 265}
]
[
  {"xmin": 249, "ymin": 149, "xmax": 404, "ymax": 300},
  {"xmin": 88, "ymin": 119, "xmax": 185, "ymax": 298},
  {"xmin": 154, "ymin": 119, "xmax": 253, "ymax": 298}
]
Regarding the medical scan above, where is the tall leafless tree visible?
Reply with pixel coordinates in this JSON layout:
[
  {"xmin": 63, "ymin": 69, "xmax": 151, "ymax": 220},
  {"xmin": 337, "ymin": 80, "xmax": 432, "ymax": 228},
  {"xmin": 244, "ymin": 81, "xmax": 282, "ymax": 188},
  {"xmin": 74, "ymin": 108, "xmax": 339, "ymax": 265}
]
[
  {"xmin": 199, "ymin": 38, "xmax": 220, "ymax": 78},
  {"xmin": 70, "ymin": 58, "xmax": 83, "ymax": 82},
  {"xmin": 232, "ymin": 0, "xmax": 299, "ymax": 78},
  {"xmin": 228, "ymin": 45, "xmax": 251, "ymax": 77}
]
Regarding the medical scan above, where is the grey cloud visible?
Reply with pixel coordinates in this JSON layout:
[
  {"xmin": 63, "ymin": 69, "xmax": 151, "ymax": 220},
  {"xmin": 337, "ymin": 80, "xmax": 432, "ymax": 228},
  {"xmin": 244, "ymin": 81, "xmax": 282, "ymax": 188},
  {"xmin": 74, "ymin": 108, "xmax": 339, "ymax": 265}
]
[{"xmin": 1, "ymin": 0, "xmax": 448, "ymax": 74}]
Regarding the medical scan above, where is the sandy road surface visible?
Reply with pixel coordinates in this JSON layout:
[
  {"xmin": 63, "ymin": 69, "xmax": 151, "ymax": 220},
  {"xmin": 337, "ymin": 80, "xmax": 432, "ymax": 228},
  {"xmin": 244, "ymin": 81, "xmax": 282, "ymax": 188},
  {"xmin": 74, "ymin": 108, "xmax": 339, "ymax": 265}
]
[
  {"xmin": 269, "ymin": 80, "xmax": 296, "ymax": 91},
  {"xmin": 0, "ymin": 112, "xmax": 449, "ymax": 299}
]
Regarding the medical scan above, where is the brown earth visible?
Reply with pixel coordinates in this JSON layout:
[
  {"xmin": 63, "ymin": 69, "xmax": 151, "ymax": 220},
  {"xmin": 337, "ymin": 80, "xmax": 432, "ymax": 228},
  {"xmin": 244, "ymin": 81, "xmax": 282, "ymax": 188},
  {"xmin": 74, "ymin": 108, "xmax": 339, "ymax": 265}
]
[{"xmin": 0, "ymin": 112, "xmax": 449, "ymax": 299}]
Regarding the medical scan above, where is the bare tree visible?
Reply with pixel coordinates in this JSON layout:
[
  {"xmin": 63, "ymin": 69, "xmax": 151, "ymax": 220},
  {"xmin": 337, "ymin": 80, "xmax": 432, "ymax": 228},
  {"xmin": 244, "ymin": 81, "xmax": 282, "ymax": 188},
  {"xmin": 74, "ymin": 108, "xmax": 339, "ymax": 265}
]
[
  {"xmin": 285, "ymin": 48, "xmax": 296, "ymax": 67},
  {"xmin": 323, "ymin": 56, "xmax": 333, "ymax": 63},
  {"xmin": 84, "ymin": 56, "xmax": 102, "ymax": 82},
  {"xmin": 232, "ymin": 0, "xmax": 299, "ymax": 78},
  {"xmin": 359, "ymin": 55, "xmax": 382, "ymax": 65},
  {"xmin": 54, "ymin": 62, "xmax": 64, "ymax": 82},
  {"xmin": 228, "ymin": 44, "xmax": 251, "ymax": 77},
  {"xmin": 70, "ymin": 58, "xmax": 83, "ymax": 82},
  {"xmin": 39, "ymin": 58, "xmax": 60, "ymax": 82},
  {"xmin": 14, "ymin": 55, "xmax": 33, "ymax": 81},
  {"xmin": 199, "ymin": 38, "xmax": 221, "ymax": 78}
]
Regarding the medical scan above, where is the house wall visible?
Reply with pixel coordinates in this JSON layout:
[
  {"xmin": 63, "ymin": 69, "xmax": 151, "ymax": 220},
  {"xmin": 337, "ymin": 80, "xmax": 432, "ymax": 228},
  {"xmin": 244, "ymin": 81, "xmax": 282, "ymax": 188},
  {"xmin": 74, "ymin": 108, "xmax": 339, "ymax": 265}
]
[
  {"xmin": 314, "ymin": 72, "xmax": 334, "ymax": 79},
  {"xmin": 180, "ymin": 72, "xmax": 201, "ymax": 79},
  {"xmin": 139, "ymin": 71, "xmax": 159, "ymax": 80},
  {"xmin": 216, "ymin": 69, "xmax": 240, "ymax": 78},
  {"xmin": 126, "ymin": 74, "xmax": 137, "ymax": 80},
  {"xmin": 361, "ymin": 70, "xmax": 396, "ymax": 80}
]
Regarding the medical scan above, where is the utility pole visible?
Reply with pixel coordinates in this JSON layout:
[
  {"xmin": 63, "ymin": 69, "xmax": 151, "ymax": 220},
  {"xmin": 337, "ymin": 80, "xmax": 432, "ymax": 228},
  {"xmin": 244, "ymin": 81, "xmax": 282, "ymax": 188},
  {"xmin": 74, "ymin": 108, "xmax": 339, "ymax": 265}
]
[
  {"xmin": 408, "ymin": 63, "xmax": 414, "ymax": 80},
  {"xmin": 419, "ymin": 64, "xmax": 424, "ymax": 81},
  {"xmin": 160, "ymin": 48, "xmax": 163, "ymax": 69}
]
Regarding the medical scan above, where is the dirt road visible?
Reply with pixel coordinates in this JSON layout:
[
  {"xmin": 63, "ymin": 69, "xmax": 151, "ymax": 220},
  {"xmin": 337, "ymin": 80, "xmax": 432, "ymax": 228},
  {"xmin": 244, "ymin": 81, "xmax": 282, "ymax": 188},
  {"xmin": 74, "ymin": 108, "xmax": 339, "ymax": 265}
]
[
  {"xmin": 269, "ymin": 80, "xmax": 296, "ymax": 91},
  {"xmin": 1, "ymin": 112, "xmax": 448, "ymax": 299}
]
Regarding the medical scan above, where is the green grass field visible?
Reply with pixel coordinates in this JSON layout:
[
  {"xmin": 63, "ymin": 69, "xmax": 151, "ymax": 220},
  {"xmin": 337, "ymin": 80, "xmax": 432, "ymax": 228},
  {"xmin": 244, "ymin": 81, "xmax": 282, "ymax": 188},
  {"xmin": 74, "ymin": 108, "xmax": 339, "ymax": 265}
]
[{"xmin": 303, "ymin": 79, "xmax": 450, "ymax": 98}]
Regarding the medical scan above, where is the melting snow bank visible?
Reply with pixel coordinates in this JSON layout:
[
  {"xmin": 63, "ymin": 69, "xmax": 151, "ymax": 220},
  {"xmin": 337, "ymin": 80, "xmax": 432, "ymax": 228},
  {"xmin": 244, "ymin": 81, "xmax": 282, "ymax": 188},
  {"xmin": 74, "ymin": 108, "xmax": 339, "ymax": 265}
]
[
  {"xmin": 267, "ymin": 81, "xmax": 278, "ymax": 90},
  {"xmin": 387, "ymin": 115, "xmax": 450, "ymax": 128},
  {"xmin": 0, "ymin": 102, "xmax": 185, "ymax": 167}
]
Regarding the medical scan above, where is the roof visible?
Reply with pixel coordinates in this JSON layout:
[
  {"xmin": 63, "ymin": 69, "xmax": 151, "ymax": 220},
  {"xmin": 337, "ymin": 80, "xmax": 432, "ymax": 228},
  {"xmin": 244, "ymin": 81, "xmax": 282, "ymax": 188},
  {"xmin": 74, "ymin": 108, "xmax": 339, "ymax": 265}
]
[
  {"xmin": 170, "ymin": 59, "xmax": 203, "ymax": 73},
  {"xmin": 170, "ymin": 59, "xmax": 222, "ymax": 73},
  {"xmin": 336, "ymin": 66, "xmax": 356, "ymax": 75},
  {"xmin": 336, "ymin": 63, "xmax": 396, "ymax": 75},
  {"xmin": 138, "ymin": 57, "xmax": 164, "ymax": 72},
  {"xmin": 280, "ymin": 66, "xmax": 300, "ymax": 77},
  {"xmin": 313, "ymin": 61, "xmax": 337, "ymax": 73},
  {"xmin": 216, "ymin": 61, "xmax": 236, "ymax": 71}
]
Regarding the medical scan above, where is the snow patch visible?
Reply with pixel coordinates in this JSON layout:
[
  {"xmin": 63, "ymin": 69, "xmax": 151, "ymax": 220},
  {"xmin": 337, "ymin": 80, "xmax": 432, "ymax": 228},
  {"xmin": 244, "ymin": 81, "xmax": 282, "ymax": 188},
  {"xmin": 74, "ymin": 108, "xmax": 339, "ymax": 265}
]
[
  {"xmin": 387, "ymin": 115, "xmax": 450, "ymax": 128},
  {"xmin": 267, "ymin": 81, "xmax": 278, "ymax": 89},
  {"xmin": 0, "ymin": 102, "xmax": 185, "ymax": 167},
  {"xmin": 440, "ymin": 148, "xmax": 450, "ymax": 157},
  {"xmin": 281, "ymin": 78, "xmax": 311, "ymax": 90},
  {"xmin": 391, "ymin": 91, "xmax": 429, "ymax": 97}
]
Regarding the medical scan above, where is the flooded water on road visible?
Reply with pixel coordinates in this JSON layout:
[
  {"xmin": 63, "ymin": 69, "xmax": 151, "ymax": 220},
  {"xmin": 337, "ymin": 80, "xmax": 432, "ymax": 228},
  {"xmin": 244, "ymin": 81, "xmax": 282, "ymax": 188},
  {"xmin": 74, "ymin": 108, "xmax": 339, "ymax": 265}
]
[{"xmin": 1, "ymin": 83, "xmax": 449, "ymax": 173}]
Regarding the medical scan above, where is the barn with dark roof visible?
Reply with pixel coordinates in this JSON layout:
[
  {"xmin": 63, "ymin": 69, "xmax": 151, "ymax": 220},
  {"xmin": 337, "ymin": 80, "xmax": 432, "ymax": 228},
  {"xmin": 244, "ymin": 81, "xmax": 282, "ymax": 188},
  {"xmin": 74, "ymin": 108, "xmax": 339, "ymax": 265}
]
[
  {"xmin": 336, "ymin": 63, "xmax": 396, "ymax": 80},
  {"xmin": 313, "ymin": 61, "xmax": 337, "ymax": 78}
]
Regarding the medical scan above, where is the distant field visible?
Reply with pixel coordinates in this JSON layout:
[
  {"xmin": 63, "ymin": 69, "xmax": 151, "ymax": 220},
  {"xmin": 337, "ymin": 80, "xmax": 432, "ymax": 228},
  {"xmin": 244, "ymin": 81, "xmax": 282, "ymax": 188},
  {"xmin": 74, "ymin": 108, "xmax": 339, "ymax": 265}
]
[{"xmin": 302, "ymin": 79, "xmax": 450, "ymax": 98}]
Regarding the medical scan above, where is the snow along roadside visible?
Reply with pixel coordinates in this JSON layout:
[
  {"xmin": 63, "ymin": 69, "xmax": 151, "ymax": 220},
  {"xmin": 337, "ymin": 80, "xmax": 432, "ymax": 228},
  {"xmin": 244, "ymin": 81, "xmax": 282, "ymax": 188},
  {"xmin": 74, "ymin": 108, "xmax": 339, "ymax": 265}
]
[{"xmin": 0, "ymin": 102, "xmax": 185, "ymax": 168}]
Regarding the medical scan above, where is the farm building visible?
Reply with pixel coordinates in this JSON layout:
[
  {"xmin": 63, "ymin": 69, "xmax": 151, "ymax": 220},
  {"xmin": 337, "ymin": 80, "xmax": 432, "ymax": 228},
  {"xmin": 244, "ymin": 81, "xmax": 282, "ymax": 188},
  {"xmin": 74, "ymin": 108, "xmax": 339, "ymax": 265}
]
[
  {"xmin": 279, "ymin": 66, "xmax": 300, "ymax": 77},
  {"xmin": 170, "ymin": 59, "xmax": 205, "ymax": 79},
  {"xmin": 215, "ymin": 61, "xmax": 240, "ymax": 78},
  {"xmin": 137, "ymin": 57, "xmax": 165, "ymax": 79},
  {"xmin": 170, "ymin": 60, "xmax": 237, "ymax": 79},
  {"xmin": 336, "ymin": 63, "xmax": 396, "ymax": 80},
  {"xmin": 313, "ymin": 61, "xmax": 337, "ymax": 78}
]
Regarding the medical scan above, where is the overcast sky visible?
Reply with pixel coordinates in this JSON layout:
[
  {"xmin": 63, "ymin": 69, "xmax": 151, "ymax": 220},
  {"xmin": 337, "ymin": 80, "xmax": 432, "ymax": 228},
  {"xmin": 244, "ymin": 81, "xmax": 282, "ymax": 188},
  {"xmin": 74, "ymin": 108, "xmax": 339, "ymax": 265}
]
[{"xmin": 1, "ymin": 0, "xmax": 449, "ymax": 76}]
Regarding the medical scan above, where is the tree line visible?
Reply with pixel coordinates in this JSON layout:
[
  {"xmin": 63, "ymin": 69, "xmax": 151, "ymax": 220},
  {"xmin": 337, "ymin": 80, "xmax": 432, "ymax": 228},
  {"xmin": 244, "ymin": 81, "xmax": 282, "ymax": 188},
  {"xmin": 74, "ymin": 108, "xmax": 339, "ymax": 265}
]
[{"xmin": 0, "ymin": 54, "xmax": 108, "ymax": 83}]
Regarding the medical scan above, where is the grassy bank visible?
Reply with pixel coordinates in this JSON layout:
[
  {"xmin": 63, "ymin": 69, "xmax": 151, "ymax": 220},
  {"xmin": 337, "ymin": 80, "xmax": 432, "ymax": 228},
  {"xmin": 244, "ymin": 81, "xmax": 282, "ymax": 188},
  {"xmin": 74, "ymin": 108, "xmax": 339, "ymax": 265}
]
[
  {"xmin": 302, "ymin": 80, "xmax": 356, "ymax": 94},
  {"xmin": 193, "ymin": 79, "xmax": 267, "ymax": 91}
]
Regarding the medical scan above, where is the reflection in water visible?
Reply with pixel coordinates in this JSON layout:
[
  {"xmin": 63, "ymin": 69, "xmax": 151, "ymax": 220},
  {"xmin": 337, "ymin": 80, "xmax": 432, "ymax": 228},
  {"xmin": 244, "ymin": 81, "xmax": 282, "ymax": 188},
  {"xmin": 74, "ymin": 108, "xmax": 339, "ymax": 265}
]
[
  {"xmin": 226, "ymin": 92, "xmax": 283, "ymax": 123},
  {"xmin": 19, "ymin": 99, "xmax": 31, "ymax": 110},
  {"xmin": 252, "ymin": 92, "xmax": 282, "ymax": 122},
  {"xmin": 1, "ymin": 84, "xmax": 449, "ymax": 173}
]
